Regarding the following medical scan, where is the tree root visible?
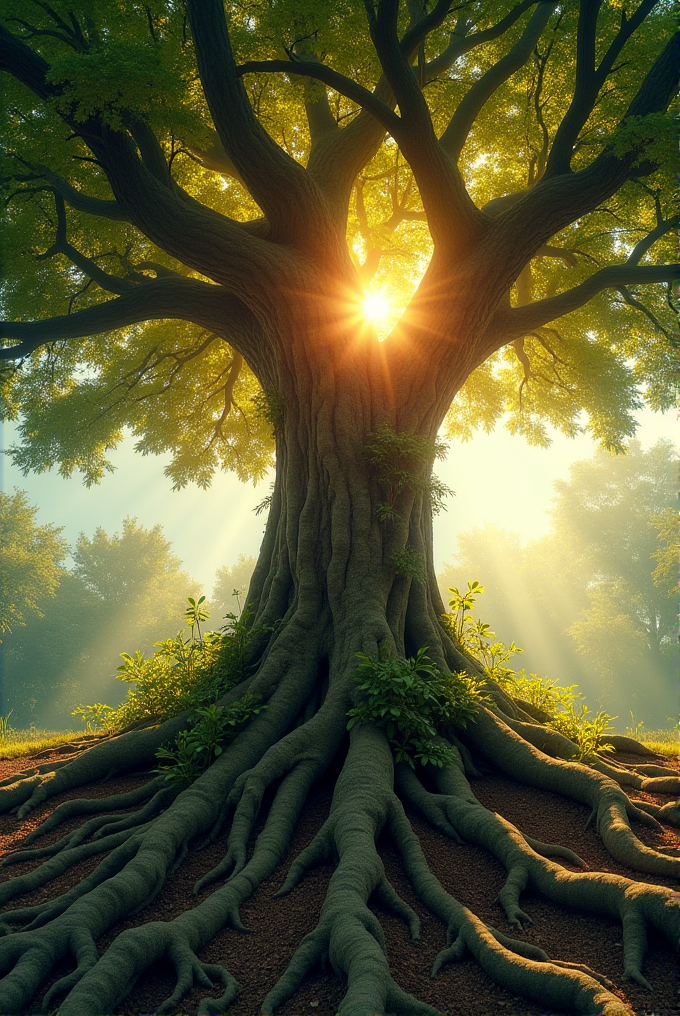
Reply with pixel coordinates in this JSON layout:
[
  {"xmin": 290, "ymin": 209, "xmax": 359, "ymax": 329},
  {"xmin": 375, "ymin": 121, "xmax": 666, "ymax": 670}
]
[
  {"xmin": 395, "ymin": 755, "xmax": 680, "ymax": 990},
  {"xmin": 0, "ymin": 677, "xmax": 255, "ymax": 820},
  {"xmin": 0, "ymin": 652, "xmax": 319, "ymax": 1013},
  {"xmin": 56, "ymin": 694, "xmax": 344, "ymax": 1013},
  {"xmin": 465, "ymin": 708, "xmax": 680, "ymax": 875},
  {"xmin": 19, "ymin": 775, "xmax": 164, "ymax": 844}
]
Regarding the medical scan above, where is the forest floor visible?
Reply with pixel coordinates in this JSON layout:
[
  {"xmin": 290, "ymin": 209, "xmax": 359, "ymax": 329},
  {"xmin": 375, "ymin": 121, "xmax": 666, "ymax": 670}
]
[{"xmin": 0, "ymin": 747, "xmax": 678, "ymax": 1016}]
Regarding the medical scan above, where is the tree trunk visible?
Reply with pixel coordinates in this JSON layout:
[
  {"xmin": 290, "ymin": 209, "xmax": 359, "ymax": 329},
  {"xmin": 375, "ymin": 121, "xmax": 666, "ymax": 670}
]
[{"xmin": 0, "ymin": 314, "xmax": 679, "ymax": 1016}]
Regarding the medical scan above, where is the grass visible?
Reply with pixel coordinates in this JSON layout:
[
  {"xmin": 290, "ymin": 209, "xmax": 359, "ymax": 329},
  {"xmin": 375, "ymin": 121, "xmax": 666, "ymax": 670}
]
[
  {"xmin": 637, "ymin": 729, "xmax": 680, "ymax": 759},
  {"xmin": 0, "ymin": 728, "xmax": 104, "ymax": 761}
]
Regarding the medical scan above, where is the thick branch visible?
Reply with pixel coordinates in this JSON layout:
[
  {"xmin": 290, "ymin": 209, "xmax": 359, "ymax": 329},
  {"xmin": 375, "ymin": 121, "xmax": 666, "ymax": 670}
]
[
  {"xmin": 496, "ymin": 263, "xmax": 679, "ymax": 340},
  {"xmin": 486, "ymin": 31, "xmax": 679, "ymax": 276},
  {"xmin": 440, "ymin": 1, "xmax": 558, "ymax": 161},
  {"xmin": 425, "ymin": 0, "xmax": 536, "ymax": 80},
  {"xmin": 0, "ymin": 279, "xmax": 258, "ymax": 364},
  {"xmin": 186, "ymin": 0, "xmax": 316, "ymax": 237},
  {"xmin": 545, "ymin": 0, "xmax": 658, "ymax": 177},
  {"xmin": 0, "ymin": 23, "xmax": 58, "ymax": 100},
  {"xmin": 25, "ymin": 164, "xmax": 128, "ymax": 221}
]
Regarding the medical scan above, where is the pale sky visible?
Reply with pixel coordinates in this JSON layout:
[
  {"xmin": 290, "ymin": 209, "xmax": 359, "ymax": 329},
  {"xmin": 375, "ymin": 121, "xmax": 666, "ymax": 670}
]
[{"xmin": 2, "ymin": 405, "xmax": 677, "ymax": 595}]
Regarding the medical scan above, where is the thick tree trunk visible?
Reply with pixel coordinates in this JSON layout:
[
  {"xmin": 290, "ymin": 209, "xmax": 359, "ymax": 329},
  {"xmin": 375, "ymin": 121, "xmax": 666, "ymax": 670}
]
[{"xmin": 0, "ymin": 312, "xmax": 678, "ymax": 1016}]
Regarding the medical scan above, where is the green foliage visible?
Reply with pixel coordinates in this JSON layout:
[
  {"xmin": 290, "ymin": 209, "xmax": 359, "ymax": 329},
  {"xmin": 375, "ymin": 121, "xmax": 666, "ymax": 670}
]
[
  {"xmin": 546, "ymin": 702, "xmax": 616, "ymax": 765},
  {"xmin": 390, "ymin": 547, "xmax": 426, "ymax": 583},
  {"xmin": 71, "ymin": 702, "xmax": 115, "ymax": 734},
  {"xmin": 155, "ymin": 697, "xmax": 266, "ymax": 786},
  {"xmin": 0, "ymin": 490, "xmax": 67, "ymax": 634},
  {"xmin": 508, "ymin": 671, "xmax": 579, "ymax": 715},
  {"xmin": 364, "ymin": 425, "xmax": 452, "ymax": 523},
  {"xmin": 0, "ymin": 712, "xmax": 14, "ymax": 742},
  {"xmin": 441, "ymin": 581, "xmax": 523, "ymax": 684},
  {"xmin": 73, "ymin": 598, "xmax": 273, "ymax": 732},
  {"xmin": 508, "ymin": 670, "xmax": 615, "ymax": 765},
  {"xmin": 347, "ymin": 648, "xmax": 487, "ymax": 769}
]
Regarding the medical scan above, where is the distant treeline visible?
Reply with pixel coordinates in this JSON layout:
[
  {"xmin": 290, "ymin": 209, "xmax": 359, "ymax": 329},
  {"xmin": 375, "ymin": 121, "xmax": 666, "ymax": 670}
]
[{"xmin": 2, "ymin": 439, "xmax": 676, "ymax": 728}]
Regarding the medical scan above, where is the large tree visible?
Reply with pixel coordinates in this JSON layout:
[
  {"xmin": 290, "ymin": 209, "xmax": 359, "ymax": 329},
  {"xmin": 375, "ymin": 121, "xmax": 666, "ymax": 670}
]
[{"xmin": 0, "ymin": 2, "xmax": 679, "ymax": 1015}]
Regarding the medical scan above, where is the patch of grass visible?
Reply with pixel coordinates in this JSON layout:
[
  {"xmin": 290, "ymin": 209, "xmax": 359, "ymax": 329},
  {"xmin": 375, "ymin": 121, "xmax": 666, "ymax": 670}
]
[
  {"xmin": 638, "ymin": 729, "xmax": 679, "ymax": 759},
  {"xmin": 0, "ymin": 729, "xmax": 100, "ymax": 760}
]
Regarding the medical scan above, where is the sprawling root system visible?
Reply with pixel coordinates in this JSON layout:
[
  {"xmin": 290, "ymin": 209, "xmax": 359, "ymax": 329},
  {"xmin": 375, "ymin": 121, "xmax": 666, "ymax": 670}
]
[{"xmin": 0, "ymin": 642, "xmax": 678, "ymax": 1016}]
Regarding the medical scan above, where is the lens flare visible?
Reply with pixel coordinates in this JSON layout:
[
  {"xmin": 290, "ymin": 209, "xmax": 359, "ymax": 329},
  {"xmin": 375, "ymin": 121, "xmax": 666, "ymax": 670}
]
[{"xmin": 363, "ymin": 292, "xmax": 390, "ymax": 323}]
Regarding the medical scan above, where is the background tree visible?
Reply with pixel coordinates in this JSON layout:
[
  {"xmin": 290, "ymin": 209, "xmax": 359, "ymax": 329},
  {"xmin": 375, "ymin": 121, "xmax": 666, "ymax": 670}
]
[
  {"xmin": 0, "ymin": 3, "xmax": 679, "ymax": 1015},
  {"xmin": 5, "ymin": 516, "xmax": 198, "ymax": 726},
  {"xmin": 211, "ymin": 553, "xmax": 257, "ymax": 619},
  {"xmin": 0, "ymin": 489, "xmax": 67, "ymax": 635},
  {"xmin": 439, "ymin": 439, "xmax": 678, "ymax": 725},
  {"xmin": 0, "ymin": 489, "xmax": 67, "ymax": 713}
]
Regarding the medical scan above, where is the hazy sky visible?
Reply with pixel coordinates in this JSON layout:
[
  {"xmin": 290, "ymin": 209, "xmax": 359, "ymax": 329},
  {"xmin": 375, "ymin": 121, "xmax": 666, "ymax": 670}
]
[{"xmin": 3, "ymin": 406, "xmax": 676, "ymax": 595}]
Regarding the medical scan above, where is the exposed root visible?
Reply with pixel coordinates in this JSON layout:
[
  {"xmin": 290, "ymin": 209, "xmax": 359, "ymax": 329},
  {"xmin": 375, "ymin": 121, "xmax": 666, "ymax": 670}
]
[
  {"xmin": 20, "ymin": 776, "xmax": 164, "ymax": 844},
  {"xmin": 2, "ymin": 650, "xmax": 321, "ymax": 1015},
  {"xmin": 591, "ymin": 757, "xmax": 680, "ymax": 795},
  {"xmin": 465, "ymin": 707, "xmax": 680, "ymax": 876},
  {"xmin": 386, "ymin": 794, "xmax": 637, "ymax": 1016},
  {"xmin": 632, "ymin": 799, "xmax": 680, "ymax": 829},
  {"xmin": 0, "ymin": 677, "xmax": 254, "ymax": 820},
  {"xmin": 264, "ymin": 723, "xmax": 437, "ymax": 1016},
  {"xmin": 394, "ymin": 753, "xmax": 680, "ymax": 988}
]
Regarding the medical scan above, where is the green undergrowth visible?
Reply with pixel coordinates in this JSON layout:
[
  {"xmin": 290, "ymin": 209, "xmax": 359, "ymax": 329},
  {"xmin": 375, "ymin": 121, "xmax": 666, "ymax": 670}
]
[
  {"xmin": 441, "ymin": 582, "xmax": 619, "ymax": 765},
  {"xmin": 74, "ymin": 596, "xmax": 272, "ymax": 733},
  {"xmin": 347, "ymin": 647, "xmax": 489, "ymax": 769},
  {"xmin": 72, "ymin": 596, "xmax": 272, "ymax": 784},
  {"xmin": 0, "ymin": 728, "xmax": 98, "ymax": 760}
]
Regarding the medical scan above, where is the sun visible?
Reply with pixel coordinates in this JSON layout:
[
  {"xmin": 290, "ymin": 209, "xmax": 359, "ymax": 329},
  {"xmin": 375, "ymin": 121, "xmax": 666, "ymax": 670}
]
[{"xmin": 363, "ymin": 291, "xmax": 391, "ymax": 324}]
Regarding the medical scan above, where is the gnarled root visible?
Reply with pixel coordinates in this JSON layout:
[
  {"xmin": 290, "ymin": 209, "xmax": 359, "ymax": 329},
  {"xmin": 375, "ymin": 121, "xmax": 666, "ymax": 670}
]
[
  {"xmin": 264, "ymin": 723, "xmax": 436, "ymax": 1016},
  {"xmin": 465, "ymin": 707, "xmax": 680, "ymax": 875},
  {"xmin": 0, "ymin": 677, "xmax": 256, "ymax": 820},
  {"xmin": 395, "ymin": 754, "xmax": 680, "ymax": 991},
  {"xmin": 0, "ymin": 655, "xmax": 317, "ymax": 1013}
]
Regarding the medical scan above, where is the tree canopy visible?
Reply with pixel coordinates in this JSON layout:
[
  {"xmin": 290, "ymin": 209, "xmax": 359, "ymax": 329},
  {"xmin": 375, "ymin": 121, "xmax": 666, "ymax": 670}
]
[{"xmin": 1, "ymin": 0, "xmax": 677, "ymax": 481}]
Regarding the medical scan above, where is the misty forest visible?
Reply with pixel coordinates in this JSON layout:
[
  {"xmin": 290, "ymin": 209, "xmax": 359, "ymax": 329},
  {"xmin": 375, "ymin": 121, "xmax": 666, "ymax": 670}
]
[{"xmin": 0, "ymin": 1, "xmax": 679, "ymax": 1015}]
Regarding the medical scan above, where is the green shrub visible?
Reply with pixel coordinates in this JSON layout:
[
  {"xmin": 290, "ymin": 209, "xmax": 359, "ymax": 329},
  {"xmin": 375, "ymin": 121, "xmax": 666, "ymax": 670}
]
[
  {"xmin": 73, "ymin": 597, "xmax": 272, "ymax": 732},
  {"xmin": 155, "ymin": 696, "xmax": 266, "ymax": 786},
  {"xmin": 441, "ymin": 581, "xmax": 616, "ymax": 765},
  {"xmin": 441, "ymin": 581, "xmax": 523, "ymax": 684},
  {"xmin": 364, "ymin": 424, "xmax": 453, "ymax": 523},
  {"xmin": 347, "ymin": 648, "xmax": 488, "ymax": 769}
]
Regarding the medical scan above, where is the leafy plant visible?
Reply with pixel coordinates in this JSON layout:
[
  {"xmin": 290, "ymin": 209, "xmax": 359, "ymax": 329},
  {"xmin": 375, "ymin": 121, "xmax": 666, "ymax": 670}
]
[
  {"xmin": 155, "ymin": 696, "xmax": 267, "ymax": 786},
  {"xmin": 509, "ymin": 670, "xmax": 580, "ymax": 714},
  {"xmin": 73, "ymin": 597, "xmax": 273, "ymax": 732},
  {"xmin": 364, "ymin": 425, "xmax": 452, "ymax": 524},
  {"xmin": 546, "ymin": 702, "xmax": 616, "ymax": 764},
  {"xmin": 391, "ymin": 548, "xmax": 426, "ymax": 583},
  {"xmin": 442, "ymin": 582, "xmax": 523, "ymax": 683},
  {"xmin": 347, "ymin": 648, "xmax": 487, "ymax": 769},
  {"xmin": 71, "ymin": 703, "xmax": 115, "ymax": 734}
]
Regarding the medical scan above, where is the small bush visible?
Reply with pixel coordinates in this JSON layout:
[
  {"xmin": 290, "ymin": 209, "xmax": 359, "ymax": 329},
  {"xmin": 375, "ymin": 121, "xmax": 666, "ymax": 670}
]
[
  {"xmin": 155, "ymin": 696, "xmax": 267, "ymax": 786},
  {"xmin": 347, "ymin": 647, "xmax": 488, "ymax": 769},
  {"xmin": 441, "ymin": 581, "xmax": 523, "ymax": 684},
  {"xmin": 73, "ymin": 598, "xmax": 273, "ymax": 732}
]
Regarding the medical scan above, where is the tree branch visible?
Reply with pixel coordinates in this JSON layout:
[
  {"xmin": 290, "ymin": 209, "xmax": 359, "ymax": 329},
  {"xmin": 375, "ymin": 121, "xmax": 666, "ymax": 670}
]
[
  {"xmin": 484, "ymin": 31, "xmax": 679, "ymax": 278},
  {"xmin": 439, "ymin": 1, "xmax": 558, "ymax": 161},
  {"xmin": 497, "ymin": 263, "xmax": 679, "ymax": 339},
  {"xmin": 36, "ymin": 191, "xmax": 135, "ymax": 296},
  {"xmin": 186, "ymin": 0, "xmax": 317, "ymax": 237},
  {"xmin": 545, "ymin": 0, "xmax": 658, "ymax": 177},
  {"xmin": 0, "ymin": 279, "xmax": 259, "ymax": 365},
  {"xmin": 424, "ymin": 0, "xmax": 536, "ymax": 81}
]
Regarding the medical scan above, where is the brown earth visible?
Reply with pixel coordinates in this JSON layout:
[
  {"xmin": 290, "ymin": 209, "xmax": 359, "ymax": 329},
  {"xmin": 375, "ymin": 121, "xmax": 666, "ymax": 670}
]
[{"xmin": 0, "ymin": 749, "xmax": 678, "ymax": 1016}]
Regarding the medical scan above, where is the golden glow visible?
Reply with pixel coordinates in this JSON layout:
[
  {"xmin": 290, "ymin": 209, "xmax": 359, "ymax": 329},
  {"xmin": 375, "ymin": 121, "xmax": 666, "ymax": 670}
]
[{"xmin": 363, "ymin": 291, "xmax": 391, "ymax": 324}]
